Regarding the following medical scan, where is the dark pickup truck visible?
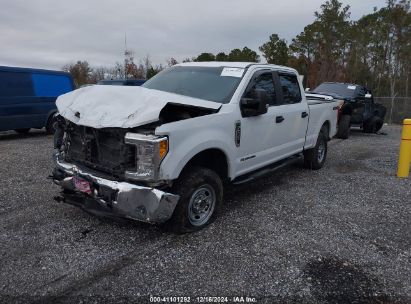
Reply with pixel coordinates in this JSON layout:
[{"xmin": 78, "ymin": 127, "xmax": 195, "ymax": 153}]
[{"xmin": 309, "ymin": 82, "xmax": 386, "ymax": 139}]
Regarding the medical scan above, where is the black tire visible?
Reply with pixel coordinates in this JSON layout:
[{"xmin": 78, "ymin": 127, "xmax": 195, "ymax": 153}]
[
  {"xmin": 304, "ymin": 128, "xmax": 328, "ymax": 170},
  {"xmin": 165, "ymin": 166, "xmax": 223, "ymax": 233},
  {"xmin": 336, "ymin": 115, "xmax": 351, "ymax": 139},
  {"xmin": 15, "ymin": 128, "xmax": 30, "ymax": 134},
  {"xmin": 363, "ymin": 116, "xmax": 383, "ymax": 133},
  {"xmin": 378, "ymin": 107, "xmax": 387, "ymax": 120},
  {"xmin": 46, "ymin": 114, "xmax": 58, "ymax": 134}
]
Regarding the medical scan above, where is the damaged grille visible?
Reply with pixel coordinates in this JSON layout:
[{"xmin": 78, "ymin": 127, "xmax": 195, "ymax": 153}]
[{"xmin": 65, "ymin": 123, "xmax": 136, "ymax": 178}]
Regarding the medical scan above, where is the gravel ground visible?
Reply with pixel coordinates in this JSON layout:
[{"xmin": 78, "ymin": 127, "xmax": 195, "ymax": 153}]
[{"xmin": 0, "ymin": 126, "xmax": 410, "ymax": 303}]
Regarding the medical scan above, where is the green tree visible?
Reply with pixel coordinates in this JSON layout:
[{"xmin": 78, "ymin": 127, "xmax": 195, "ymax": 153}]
[
  {"xmin": 228, "ymin": 47, "xmax": 260, "ymax": 62},
  {"xmin": 343, "ymin": 0, "xmax": 411, "ymax": 97},
  {"xmin": 259, "ymin": 34, "xmax": 289, "ymax": 65},
  {"xmin": 194, "ymin": 53, "xmax": 216, "ymax": 61},
  {"xmin": 314, "ymin": 0, "xmax": 351, "ymax": 83},
  {"xmin": 289, "ymin": 0, "xmax": 351, "ymax": 87},
  {"xmin": 216, "ymin": 52, "xmax": 228, "ymax": 61},
  {"xmin": 290, "ymin": 22, "xmax": 319, "ymax": 64},
  {"xmin": 146, "ymin": 67, "xmax": 159, "ymax": 79}
]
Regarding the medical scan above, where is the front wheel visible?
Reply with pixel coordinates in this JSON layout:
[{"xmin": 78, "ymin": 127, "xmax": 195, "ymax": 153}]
[
  {"xmin": 165, "ymin": 166, "xmax": 223, "ymax": 233},
  {"xmin": 363, "ymin": 116, "xmax": 383, "ymax": 133},
  {"xmin": 304, "ymin": 128, "xmax": 328, "ymax": 170}
]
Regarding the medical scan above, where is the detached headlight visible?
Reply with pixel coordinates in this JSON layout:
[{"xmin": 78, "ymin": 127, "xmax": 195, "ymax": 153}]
[{"xmin": 124, "ymin": 133, "xmax": 168, "ymax": 181}]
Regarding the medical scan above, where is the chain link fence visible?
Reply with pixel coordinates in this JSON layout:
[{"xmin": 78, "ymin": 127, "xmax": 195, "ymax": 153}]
[{"xmin": 374, "ymin": 97, "xmax": 411, "ymax": 124}]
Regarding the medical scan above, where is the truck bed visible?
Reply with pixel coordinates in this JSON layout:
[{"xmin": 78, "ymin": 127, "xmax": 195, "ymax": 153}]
[
  {"xmin": 306, "ymin": 93, "xmax": 338, "ymax": 104},
  {"xmin": 305, "ymin": 93, "xmax": 341, "ymax": 148}
]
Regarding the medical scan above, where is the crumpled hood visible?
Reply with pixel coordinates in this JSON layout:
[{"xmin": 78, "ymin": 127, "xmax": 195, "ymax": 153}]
[{"xmin": 56, "ymin": 85, "xmax": 221, "ymax": 128}]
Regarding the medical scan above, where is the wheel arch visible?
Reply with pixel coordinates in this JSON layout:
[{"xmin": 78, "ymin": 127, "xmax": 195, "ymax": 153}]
[
  {"xmin": 45, "ymin": 109, "xmax": 58, "ymax": 126},
  {"xmin": 176, "ymin": 148, "xmax": 230, "ymax": 182},
  {"xmin": 321, "ymin": 120, "xmax": 331, "ymax": 140}
]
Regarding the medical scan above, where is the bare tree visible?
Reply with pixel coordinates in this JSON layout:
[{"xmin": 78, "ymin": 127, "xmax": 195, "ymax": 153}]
[
  {"xmin": 167, "ymin": 57, "xmax": 178, "ymax": 67},
  {"xmin": 62, "ymin": 61, "xmax": 91, "ymax": 87}
]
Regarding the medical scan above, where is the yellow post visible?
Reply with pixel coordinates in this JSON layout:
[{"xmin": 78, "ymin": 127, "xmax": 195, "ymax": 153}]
[{"xmin": 397, "ymin": 119, "xmax": 411, "ymax": 178}]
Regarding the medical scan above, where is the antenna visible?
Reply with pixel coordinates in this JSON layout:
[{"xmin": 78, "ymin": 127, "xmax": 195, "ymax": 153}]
[
  {"xmin": 124, "ymin": 33, "xmax": 127, "ymax": 80},
  {"xmin": 125, "ymin": 32, "xmax": 127, "ymax": 52}
]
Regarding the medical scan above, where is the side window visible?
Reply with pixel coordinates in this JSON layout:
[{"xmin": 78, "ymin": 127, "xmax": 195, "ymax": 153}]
[
  {"xmin": 0, "ymin": 71, "xmax": 34, "ymax": 97},
  {"xmin": 357, "ymin": 86, "xmax": 366, "ymax": 98},
  {"xmin": 245, "ymin": 72, "xmax": 277, "ymax": 106},
  {"xmin": 31, "ymin": 73, "xmax": 73, "ymax": 97},
  {"xmin": 279, "ymin": 74, "xmax": 302, "ymax": 104}
]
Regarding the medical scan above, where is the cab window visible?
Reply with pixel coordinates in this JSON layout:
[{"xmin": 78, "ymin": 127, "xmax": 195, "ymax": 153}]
[
  {"xmin": 279, "ymin": 74, "xmax": 301, "ymax": 104},
  {"xmin": 357, "ymin": 86, "xmax": 366, "ymax": 98},
  {"xmin": 245, "ymin": 72, "xmax": 277, "ymax": 106}
]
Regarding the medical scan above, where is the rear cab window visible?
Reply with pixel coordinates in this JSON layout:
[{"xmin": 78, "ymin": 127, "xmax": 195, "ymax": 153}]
[{"xmin": 279, "ymin": 74, "xmax": 302, "ymax": 104}]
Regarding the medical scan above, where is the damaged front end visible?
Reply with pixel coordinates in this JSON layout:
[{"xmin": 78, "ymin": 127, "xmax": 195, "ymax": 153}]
[
  {"xmin": 51, "ymin": 118, "xmax": 179, "ymax": 224},
  {"xmin": 51, "ymin": 84, "xmax": 221, "ymax": 224}
]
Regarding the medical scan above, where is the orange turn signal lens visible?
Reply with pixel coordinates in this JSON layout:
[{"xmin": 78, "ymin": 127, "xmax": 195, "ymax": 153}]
[{"xmin": 159, "ymin": 139, "xmax": 168, "ymax": 160}]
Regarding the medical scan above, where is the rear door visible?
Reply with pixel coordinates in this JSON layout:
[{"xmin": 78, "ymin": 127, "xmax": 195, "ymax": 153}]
[
  {"xmin": 236, "ymin": 70, "xmax": 308, "ymax": 175},
  {"xmin": 274, "ymin": 72, "xmax": 309, "ymax": 155}
]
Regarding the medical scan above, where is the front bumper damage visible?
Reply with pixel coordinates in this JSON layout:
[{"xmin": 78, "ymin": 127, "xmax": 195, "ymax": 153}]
[{"xmin": 52, "ymin": 153, "xmax": 179, "ymax": 224}]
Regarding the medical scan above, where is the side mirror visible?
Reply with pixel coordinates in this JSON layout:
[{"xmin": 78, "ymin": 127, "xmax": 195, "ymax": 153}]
[
  {"xmin": 365, "ymin": 93, "xmax": 372, "ymax": 99},
  {"xmin": 305, "ymin": 88, "xmax": 310, "ymax": 92},
  {"xmin": 240, "ymin": 89, "xmax": 269, "ymax": 117}
]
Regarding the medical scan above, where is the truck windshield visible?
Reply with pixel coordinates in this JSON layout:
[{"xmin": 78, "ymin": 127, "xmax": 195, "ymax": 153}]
[
  {"xmin": 312, "ymin": 83, "xmax": 357, "ymax": 99},
  {"xmin": 142, "ymin": 66, "xmax": 244, "ymax": 103}
]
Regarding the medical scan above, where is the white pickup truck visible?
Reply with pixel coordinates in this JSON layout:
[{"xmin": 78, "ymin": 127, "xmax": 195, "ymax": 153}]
[{"xmin": 52, "ymin": 62, "xmax": 340, "ymax": 232}]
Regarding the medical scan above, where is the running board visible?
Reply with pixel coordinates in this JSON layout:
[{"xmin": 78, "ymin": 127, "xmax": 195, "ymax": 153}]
[{"xmin": 232, "ymin": 154, "xmax": 302, "ymax": 185}]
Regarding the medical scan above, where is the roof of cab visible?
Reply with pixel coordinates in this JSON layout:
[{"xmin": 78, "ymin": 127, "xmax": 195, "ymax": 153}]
[{"xmin": 176, "ymin": 61, "xmax": 298, "ymax": 74}]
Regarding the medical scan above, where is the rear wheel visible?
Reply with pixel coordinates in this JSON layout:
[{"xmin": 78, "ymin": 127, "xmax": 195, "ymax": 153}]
[
  {"xmin": 165, "ymin": 166, "xmax": 223, "ymax": 233},
  {"xmin": 15, "ymin": 128, "xmax": 30, "ymax": 134},
  {"xmin": 363, "ymin": 116, "xmax": 383, "ymax": 133},
  {"xmin": 304, "ymin": 127, "xmax": 328, "ymax": 170},
  {"xmin": 336, "ymin": 115, "xmax": 351, "ymax": 139}
]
